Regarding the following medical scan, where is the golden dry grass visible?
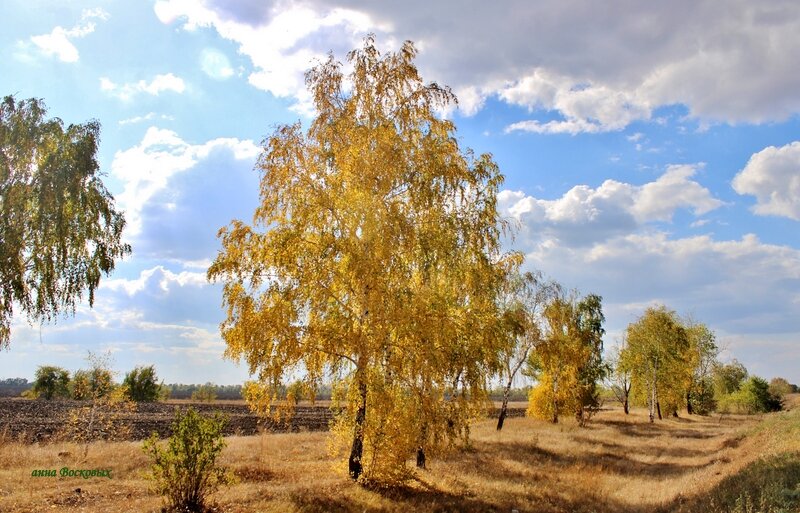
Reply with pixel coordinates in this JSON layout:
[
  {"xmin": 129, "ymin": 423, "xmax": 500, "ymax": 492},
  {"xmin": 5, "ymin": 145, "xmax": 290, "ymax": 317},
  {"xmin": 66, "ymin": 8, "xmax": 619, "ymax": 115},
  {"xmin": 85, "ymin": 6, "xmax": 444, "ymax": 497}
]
[{"xmin": 0, "ymin": 403, "xmax": 797, "ymax": 513}]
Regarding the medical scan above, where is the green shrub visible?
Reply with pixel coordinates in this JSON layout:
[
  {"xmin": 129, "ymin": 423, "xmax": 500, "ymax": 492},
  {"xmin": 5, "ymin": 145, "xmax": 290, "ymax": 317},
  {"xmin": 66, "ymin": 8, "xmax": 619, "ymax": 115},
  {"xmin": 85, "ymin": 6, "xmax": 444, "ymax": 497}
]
[
  {"xmin": 142, "ymin": 408, "xmax": 233, "ymax": 512},
  {"xmin": 32, "ymin": 365, "xmax": 70, "ymax": 400},
  {"xmin": 717, "ymin": 376, "xmax": 783, "ymax": 414},
  {"xmin": 124, "ymin": 365, "xmax": 163, "ymax": 402},
  {"xmin": 713, "ymin": 360, "xmax": 748, "ymax": 398},
  {"xmin": 745, "ymin": 376, "xmax": 783, "ymax": 413}
]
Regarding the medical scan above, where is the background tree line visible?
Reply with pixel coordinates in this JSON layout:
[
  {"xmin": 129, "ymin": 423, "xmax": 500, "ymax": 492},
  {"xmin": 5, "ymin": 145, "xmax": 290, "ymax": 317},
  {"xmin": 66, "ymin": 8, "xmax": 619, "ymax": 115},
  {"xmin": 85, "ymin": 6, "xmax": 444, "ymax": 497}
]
[{"xmin": 19, "ymin": 365, "xmax": 257, "ymax": 402}]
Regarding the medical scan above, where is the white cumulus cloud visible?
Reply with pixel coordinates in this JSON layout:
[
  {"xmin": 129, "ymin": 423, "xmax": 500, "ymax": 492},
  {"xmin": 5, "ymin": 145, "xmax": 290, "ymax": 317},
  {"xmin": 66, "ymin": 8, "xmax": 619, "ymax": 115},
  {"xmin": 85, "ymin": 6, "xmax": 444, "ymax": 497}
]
[
  {"xmin": 102, "ymin": 266, "xmax": 208, "ymax": 296},
  {"xmin": 502, "ymin": 71, "xmax": 651, "ymax": 134},
  {"xmin": 111, "ymin": 127, "xmax": 260, "ymax": 236},
  {"xmin": 188, "ymin": 0, "xmax": 800, "ymax": 132},
  {"xmin": 499, "ymin": 164, "xmax": 723, "ymax": 246},
  {"xmin": 733, "ymin": 141, "xmax": 800, "ymax": 220}
]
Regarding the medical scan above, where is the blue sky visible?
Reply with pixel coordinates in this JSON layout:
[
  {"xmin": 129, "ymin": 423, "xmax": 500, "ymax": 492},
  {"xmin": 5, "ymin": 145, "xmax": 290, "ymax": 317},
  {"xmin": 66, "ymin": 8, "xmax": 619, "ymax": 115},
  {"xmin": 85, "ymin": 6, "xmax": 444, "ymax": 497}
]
[{"xmin": 1, "ymin": 0, "xmax": 798, "ymax": 385}]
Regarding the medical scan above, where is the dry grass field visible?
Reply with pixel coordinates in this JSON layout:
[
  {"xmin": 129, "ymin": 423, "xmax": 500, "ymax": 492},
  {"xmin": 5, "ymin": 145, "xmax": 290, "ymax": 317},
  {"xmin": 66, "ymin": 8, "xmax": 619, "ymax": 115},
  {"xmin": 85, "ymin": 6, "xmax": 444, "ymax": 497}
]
[{"xmin": 1, "ymin": 398, "xmax": 798, "ymax": 513}]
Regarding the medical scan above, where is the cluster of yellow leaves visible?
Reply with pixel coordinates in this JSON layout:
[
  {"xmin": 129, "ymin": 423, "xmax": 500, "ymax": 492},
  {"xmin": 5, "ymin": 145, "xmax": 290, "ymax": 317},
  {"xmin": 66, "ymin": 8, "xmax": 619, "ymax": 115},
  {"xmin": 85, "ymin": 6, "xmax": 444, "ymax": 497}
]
[{"xmin": 526, "ymin": 298, "xmax": 595, "ymax": 424}]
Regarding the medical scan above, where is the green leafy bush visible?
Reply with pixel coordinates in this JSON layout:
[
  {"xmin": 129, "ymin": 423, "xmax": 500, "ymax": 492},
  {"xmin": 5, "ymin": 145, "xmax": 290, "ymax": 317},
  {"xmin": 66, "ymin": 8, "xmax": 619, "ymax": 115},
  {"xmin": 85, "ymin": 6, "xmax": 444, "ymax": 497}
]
[
  {"xmin": 718, "ymin": 376, "xmax": 783, "ymax": 414},
  {"xmin": 142, "ymin": 408, "xmax": 233, "ymax": 512},
  {"xmin": 124, "ymin": 365, "xmax": 163, "ymax": 402},
  {"xmin": 32, "ymin": 365, "xmax": 70, "ymax": 400}
]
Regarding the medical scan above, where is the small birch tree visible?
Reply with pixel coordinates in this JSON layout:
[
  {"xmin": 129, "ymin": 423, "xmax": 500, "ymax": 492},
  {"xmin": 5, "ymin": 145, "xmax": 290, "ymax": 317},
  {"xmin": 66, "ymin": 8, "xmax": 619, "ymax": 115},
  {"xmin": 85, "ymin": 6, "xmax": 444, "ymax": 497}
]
[
  {"xmin": 496, "ymin": 270, "xmax": 560, "ymax": 431},
  {"xmin": 620, "ymin": 306, "xmax": 690, "ymax": 423},
  {"xmin": 525, "ymin": 292, "xmax": 606, "ymax": 425},
  {"xmin": 608, "ymin": 336, "xmax": 632, "ymax": 414}
]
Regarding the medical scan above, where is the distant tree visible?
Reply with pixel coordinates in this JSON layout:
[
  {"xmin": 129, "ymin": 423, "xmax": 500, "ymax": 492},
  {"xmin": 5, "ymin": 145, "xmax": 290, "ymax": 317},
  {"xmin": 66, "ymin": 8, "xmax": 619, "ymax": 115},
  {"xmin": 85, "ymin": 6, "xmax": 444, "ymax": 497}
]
[
  {"xmin": 0, "ymin": 96, "xmax": 130, "ymax": 348},
  {"xmin": 62, "ymin": 352, "xmax": 135, "ymax": 458},
  {"xmin": 574, "ymin": 294, "xmax": 608, "ymax": 425},
  {"xmin": 32, "ymin": 365, "xmax": 70, "ymax": 400},
  {"xmin": 768, "ymin": 377, "xmax": 793, "ymax": 398},
  {"xmin": 159, "ymin": 384, "xmax": 172, "ymax": 400},
  {"xmin": 745, "ymin": 377, "xmax": 782, "ymax": 412},
  {"xmin": 0, "ymin": 378, "xmax": 28, "ymax": 386},
  {"xmin": 496, "ymin": 270, "xmax": 560, "ymax": 431},
  {"xmin": 0, "ymin": 377, "xmax": 31, "ymax": 397},
  {"xmin": 718, "ymin": 376, "xmax": 782, "ymax": 414},
  {"xmin": 712, "ymin": 360, "xmax": 748, "ymax": 399},
  {"xmin": 526, "ymin": 292, "xmax": 606, "ymax": 425},
  {"xmin": 620, "ymin": 306, "xmax": 690, "ymax": 423},
  {"xmin": 70, "ymin": 369, "xmax": 92, "ymax": 400},
  {"xmin": 68, "ymin": 366, "xmax": 114, "ymax": 400},
  {"xmin": 124, "ymin": 365, "xmax": 162, "ymax": 402}
]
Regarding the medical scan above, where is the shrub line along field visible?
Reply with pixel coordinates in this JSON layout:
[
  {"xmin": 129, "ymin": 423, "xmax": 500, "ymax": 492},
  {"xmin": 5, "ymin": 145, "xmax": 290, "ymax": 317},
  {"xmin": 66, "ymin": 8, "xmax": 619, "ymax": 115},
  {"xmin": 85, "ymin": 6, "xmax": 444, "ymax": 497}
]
[
  {"xmin": 0, "ymin": 398, "xmax": 527, "ymax": 443},
  {"xmin": 1, "ymin": 400, "xmax": 799, "ymax": 513}
]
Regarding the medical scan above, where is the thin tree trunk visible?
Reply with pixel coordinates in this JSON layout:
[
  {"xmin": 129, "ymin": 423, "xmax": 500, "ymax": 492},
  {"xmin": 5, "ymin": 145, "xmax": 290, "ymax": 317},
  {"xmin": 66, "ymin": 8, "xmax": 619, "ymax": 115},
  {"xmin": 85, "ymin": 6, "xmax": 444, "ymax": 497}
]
[
  {"xmin": 575, "ymin": 406, "xmax": 585, "ymax": 426},
  {"xmin": 656, "ymin": 401, "xmax": 662, "ymax": 420},
  {"xmin": 348, "ymin": 378, "xmax": 368, "ymax": 480},
  {"xmin": 686, "ymin": 391, "xmax": 693, "ymax": 415},
  {"xmin": 551, "ymin": 379, "xmax": 559, "ymax": 424},
  {"xmin": 416, "ymin": 447, "xmax": 426, "ymax": 469},
  {"xmin": 552, "ymin": 393, "xmax": 559, "ymax": 424},
  {"xmin": 416, "ymin": 421, "xmax": 427, "ymax": 469},
  {"xmin": 649, "ymin": 372, "xmax": 656, "ymax": 423},
  {"xmin": 496, "ymin": 381, "xmax": 511, "ymax": 431},
  {"xmin": 623, "ymin": 390, "xmax": 629, "ymax": 415}
]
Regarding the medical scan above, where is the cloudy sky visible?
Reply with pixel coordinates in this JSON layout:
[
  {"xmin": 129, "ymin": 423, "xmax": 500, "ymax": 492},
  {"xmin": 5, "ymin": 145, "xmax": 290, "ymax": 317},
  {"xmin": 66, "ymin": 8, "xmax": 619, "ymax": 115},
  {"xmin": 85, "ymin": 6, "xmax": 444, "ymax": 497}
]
[{"xmin": 1, "ymin": 0, "xmax": 798, "ymax": 385}]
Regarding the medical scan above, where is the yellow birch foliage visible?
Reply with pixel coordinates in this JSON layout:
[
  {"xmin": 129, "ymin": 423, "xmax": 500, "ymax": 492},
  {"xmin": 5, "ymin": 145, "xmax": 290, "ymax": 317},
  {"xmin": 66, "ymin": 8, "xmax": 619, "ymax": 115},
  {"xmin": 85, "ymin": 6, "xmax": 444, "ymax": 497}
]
[
  {"xmin": 208, "ymin": 37, "xmax": 514, "ymax": 483},
  {"xmin": 526, "ymin": 298, "xmax": 590, "ymax": 423}
]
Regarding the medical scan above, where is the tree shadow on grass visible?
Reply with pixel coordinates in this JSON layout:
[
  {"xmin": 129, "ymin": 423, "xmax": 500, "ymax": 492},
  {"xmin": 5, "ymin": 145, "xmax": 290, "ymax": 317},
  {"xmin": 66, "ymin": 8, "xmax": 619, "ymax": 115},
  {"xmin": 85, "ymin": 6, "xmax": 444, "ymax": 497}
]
[
  {"xmin": 289, "ymin": 476, "xmax": 651, "ymax": 513},
  {"xmin": 289, "ymin": 480, "xmax": 506, "ymax": 513},
  {"xmin": 571, "ymin": 435, "xmax": 711, "ymax": 459},
  {"xmin": 479, "ymin": 439, "xmax": 712, "ymax": 479},
  {"xmin": 596, "ymin": 419, "xmax": 664, "ymax": 439}
]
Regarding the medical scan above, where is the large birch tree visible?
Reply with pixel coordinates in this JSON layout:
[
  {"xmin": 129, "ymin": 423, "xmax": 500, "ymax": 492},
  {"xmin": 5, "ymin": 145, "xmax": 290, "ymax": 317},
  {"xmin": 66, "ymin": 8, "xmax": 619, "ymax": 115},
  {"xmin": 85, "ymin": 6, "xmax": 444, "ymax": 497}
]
[{"xmin": 208, "ymin": 37, "xmax": 513, "ymax": 483}]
